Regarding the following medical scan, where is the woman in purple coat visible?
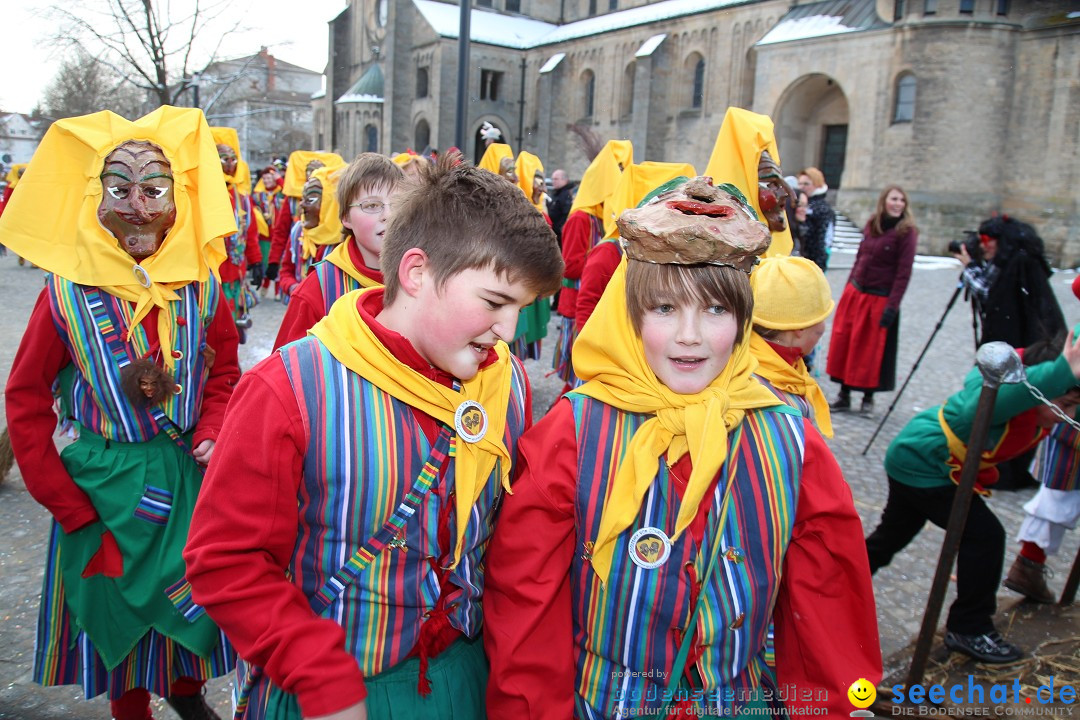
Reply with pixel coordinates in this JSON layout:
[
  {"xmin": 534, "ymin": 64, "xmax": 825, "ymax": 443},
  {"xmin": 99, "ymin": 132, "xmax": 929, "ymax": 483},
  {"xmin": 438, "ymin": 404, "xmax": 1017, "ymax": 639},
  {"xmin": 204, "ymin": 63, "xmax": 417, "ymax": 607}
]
[{"xmin": 827, "ymin": 186, "xmax": 918, "ymax": 414}]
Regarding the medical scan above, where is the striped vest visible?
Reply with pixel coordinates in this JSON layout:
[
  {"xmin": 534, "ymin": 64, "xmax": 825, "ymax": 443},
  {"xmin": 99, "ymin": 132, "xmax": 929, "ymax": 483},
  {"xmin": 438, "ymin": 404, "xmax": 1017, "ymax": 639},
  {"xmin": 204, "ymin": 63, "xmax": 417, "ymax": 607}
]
[
  {"xmin": 1035, "ymin": 421, "xmax": 1080, "ymax": 492},
  {"xmin": 46, "ymin": 276, "xmax": 219, "ymax": 440},
  {"xmin": 313, "ymin": 261, "xmax": 363, "ymax": 315},
  {"xmin": 568, "ymin": 396, "xmax": 803, "ymax": 718},
  {"xmin": 755, "ymin": 375, "xmax": 815, "ymax": 426},
  {"xmin": 279, "ymin": 337, "xmax": 529, "ymax": 676}
]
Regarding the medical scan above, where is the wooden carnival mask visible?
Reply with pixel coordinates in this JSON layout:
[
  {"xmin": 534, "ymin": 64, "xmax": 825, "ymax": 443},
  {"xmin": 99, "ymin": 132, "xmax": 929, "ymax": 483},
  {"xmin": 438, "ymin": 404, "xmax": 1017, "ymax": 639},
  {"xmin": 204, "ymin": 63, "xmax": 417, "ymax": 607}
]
[
  {"xmin": 757, "ymin": 150, "xmax": 790, "ymax": 233},
  {"xmin": 301, "ymin": 175, "xmax": 323, "ymax": 229},
  {"xmin": 217, "ymin": 143, "xmax": 239, "ymax": 178},
  {"xmin": 98, "ymin": 141, "xmax": 177, "ymax": 261}
]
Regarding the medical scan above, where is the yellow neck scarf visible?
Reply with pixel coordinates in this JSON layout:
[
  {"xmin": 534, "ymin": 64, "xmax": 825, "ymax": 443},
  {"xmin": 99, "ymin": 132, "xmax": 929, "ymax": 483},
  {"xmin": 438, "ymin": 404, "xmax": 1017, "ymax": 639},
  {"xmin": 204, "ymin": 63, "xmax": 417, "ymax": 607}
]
[
  {"xmin": 572, "ymin": 261, "xmax": 779, "ymax": 582},
  {"xmin": 325, "ymin": 241, "xmax": 382, "ymax": 289},
  {"xmin": 748, "ymin": 332, "xmax": 833, "ymax": 437},
  {"xmin": 309, "ymin": 288, "xmax": 515, "ymax": 568},
  {"xmin": 0, "ymin": 107, "xmax": 234, "ymax": 372}
]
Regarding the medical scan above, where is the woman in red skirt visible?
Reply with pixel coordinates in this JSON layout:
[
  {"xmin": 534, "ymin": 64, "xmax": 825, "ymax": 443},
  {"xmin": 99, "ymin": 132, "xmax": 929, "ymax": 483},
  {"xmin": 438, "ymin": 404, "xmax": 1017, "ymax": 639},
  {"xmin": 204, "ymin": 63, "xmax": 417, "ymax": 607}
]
[{"xmin": 827, "ymin": 186, "xmax": 918, "ymax": 414}]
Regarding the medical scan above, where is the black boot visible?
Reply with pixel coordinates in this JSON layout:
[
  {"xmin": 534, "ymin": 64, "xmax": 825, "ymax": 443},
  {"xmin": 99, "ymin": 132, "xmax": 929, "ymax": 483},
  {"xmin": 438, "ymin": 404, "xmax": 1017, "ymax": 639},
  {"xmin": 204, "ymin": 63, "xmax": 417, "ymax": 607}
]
[{"xmin": 830, "ymin": 390, "xmax": 851, "ymax": 412}]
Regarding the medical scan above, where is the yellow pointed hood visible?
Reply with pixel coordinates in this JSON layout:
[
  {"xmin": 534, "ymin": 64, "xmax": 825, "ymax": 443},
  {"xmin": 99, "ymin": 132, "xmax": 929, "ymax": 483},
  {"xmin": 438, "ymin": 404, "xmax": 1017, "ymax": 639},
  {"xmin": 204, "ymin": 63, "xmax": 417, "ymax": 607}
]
[
  {"xmin": 569, "ymin": 139, "xmax": 633, "ymax": 217},
  {"xmin": 301, "ymin": 164, "xmax": 347, "ymax": 251},
  {"xmin": 283, "ymin": 151, "xmax": 346, "ymax": 198},
  {"xmin": 478, "ymin": 143, "xmax": 514, "ymax": 175},
  {"xmin": 704, "ymin": 108, "xmax": 793, "ymax": 256},
  {"xmin": 514, "ymin": 151, "xmax": 545, "ymax": 212}
]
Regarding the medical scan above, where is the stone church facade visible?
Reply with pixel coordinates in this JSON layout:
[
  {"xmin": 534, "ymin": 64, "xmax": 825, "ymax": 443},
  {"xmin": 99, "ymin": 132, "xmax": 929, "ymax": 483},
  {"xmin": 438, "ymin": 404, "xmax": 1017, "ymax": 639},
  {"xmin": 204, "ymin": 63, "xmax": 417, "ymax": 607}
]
[{"xmin": 314, "ymin": 0, "xmax": 1080, "ymax": 262}]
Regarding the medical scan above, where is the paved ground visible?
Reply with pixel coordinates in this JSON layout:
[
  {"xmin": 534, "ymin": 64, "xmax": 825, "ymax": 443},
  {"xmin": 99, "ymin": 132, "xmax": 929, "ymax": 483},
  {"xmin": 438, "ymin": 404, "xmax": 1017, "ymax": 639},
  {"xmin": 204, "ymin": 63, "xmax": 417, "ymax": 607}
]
[{"xmin": 1, "ymin": 250, "xmax": 1078, "ymax": 718}]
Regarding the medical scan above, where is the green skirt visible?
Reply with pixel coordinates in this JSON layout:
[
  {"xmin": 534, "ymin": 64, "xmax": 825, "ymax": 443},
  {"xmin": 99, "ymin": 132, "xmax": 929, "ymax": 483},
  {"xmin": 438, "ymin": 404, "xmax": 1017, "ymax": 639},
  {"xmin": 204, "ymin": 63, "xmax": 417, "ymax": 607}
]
[
  {"xmin": 264, "ymin": 635, "xmax": 487, "ymax": 720},
  {"xmin": 54, "ymin": 427, "xmax": 221, "ymax": 669}
]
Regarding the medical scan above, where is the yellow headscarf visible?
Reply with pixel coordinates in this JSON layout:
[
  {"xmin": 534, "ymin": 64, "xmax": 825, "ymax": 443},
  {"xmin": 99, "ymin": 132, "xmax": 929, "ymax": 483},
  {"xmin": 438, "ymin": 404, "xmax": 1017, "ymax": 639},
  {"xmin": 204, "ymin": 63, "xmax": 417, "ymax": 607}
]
[
  {"xmin": 570, "ymin": 139, "xmax": 634, "ymax": 217},
  {"xmin": 573, "ymin": 260, "xmax": 779, "ymax": 582},
  {"xmin": 704, "ymin": 108, "xmax": 793, "ymax": 257},
  {"xmin": 283, "ymin": 151, "xmax": 346, "ymax": 198},
  {"xmin": 478, "ymin": 143, "xmax": 514, "ymax": 175},
  {"xmin": 748, "ymin": 333, "xmax": 833, "ymax": 437},
  {"xmin": 310, "ymin": 288, "xmax": 515, "ymax": 568},
  {"xmin": 601, "ymin": 161, "xmax": 697, "ymax": 239},
  {"xmin": 6, "ymin": 163, "xmax": 28, "ymax": 188},
  {"xmin": 514, "ymin": 151, "xmax": 545, "ymax": 212},
  {"xmin": 235, "ymin": 160, "xmax": 252, "ymax": 195},
  {"xmin": 210, "ymin": 126, "xmax": 244, "ymax": 187},
  {"xmin": 0, "ymin": 106, "xmax": 235, "ymax": 372},
  {"xmin": 301, "ymin": 165, "xmax": 347, "ymax": 256}
]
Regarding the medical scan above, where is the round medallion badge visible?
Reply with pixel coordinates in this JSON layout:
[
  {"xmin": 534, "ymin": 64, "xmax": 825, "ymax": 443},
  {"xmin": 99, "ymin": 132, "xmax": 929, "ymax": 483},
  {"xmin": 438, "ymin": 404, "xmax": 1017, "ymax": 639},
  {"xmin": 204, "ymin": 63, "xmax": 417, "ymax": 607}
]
[
  {"xmin": 454, "ymin": 400, "xmax": 488, "ymax": 443},
  {"xmin": 628, "ymin": 527, "xmax": 672, "ymax": 570}
]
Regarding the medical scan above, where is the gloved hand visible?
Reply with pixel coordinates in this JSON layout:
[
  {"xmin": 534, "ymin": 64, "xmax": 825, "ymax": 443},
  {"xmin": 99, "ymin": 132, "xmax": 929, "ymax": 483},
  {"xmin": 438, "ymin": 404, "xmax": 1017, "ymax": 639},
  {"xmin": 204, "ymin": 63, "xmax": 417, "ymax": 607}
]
[
  {"xmin": 265, "ymin": 262, "xmax": 279, "ymax": 281},
  {"xmin": 879, "ymin": 306, "xmax": 898, "ymax": 328},
  {"xmin": 249, "ymin": 263, "xmax": 265, "ymax": 288}
]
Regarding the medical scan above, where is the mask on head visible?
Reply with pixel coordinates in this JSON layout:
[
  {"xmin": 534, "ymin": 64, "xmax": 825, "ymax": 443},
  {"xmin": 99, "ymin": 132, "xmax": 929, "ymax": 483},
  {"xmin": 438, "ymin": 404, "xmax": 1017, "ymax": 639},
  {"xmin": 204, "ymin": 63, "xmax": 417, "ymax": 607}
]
[{"xmin": 98, "ymin": 141, "xmax": 177, "ymax": 261}]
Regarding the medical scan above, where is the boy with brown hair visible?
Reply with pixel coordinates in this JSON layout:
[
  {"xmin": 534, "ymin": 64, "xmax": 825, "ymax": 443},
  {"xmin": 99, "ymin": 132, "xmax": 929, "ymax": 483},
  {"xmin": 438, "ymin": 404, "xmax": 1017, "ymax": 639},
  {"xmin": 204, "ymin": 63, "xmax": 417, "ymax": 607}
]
[
  {"xmin": 273, "ymin": 153, "xmax": 404, "ymax": 347},
  {"xmin": 184, "ymin": 152, "xmax": 563, "ymax": 720}
]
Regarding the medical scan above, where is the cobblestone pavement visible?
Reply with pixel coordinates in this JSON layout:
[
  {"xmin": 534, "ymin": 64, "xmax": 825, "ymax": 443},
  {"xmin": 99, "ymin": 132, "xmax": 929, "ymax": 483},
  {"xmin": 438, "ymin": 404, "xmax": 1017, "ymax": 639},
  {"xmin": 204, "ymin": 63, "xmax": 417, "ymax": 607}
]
[{"xmin": 1, "ymin": 251, "xmax": 1078, "ymax": 718}]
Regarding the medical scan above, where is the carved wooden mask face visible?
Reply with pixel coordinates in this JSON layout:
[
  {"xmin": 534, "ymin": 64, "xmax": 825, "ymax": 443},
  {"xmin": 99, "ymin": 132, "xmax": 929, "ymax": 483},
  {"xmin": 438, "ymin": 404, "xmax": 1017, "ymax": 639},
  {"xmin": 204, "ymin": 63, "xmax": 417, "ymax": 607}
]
[
  {"xmin": 305, "ymin": 159, "xmax": 325, "ymax": 179},
  {"xmin": 217, "ymin": 143, "xmax": 238, "ymax": 177},
  {"xmin": 301, "ymin": 176, "xmax": 323, "ymax": 229},
  {"xmin": 757, "ymin": 150, "xmax": 790, "ymax": 233},
  {"xmin": 98, "ymin": 141, "xmax": 177, "ymax": 260}
]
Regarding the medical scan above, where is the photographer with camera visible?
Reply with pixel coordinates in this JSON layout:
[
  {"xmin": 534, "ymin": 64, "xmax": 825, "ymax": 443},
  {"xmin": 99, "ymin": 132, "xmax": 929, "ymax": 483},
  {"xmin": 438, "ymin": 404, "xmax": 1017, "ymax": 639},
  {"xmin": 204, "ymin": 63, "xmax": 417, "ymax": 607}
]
[{"xmin": 954, "ymin": 215, "xmax": 1065, "ymax": 350}]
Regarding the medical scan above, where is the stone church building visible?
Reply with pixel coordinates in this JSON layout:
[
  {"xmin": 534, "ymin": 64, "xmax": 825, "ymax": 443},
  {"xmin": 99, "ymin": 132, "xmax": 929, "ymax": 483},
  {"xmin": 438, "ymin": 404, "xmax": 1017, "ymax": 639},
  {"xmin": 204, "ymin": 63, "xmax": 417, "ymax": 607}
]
[{"xmin": 313, "ymin": 0, "xmax": 1079, "ymax": 262}]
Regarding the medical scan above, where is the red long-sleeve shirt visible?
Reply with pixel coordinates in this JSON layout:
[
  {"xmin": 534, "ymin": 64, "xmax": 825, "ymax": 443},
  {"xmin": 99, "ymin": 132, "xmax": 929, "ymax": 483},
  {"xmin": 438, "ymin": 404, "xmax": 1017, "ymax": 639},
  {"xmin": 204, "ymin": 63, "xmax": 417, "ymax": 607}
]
[
  {"xmin": 484, "ymin": 399, "xmax": 882, "ymax": 718},
  {"xmin": 575, "ymin": 240, "xmax": 622, "ymax": 334},
  {"xmin": 269, "ymin": 196, "xmax": 298, "ymax": 265},
  {"xmin": 273, "ymin": 241, "xmax": 383, "ymax": 350},
  {"xmin": 556, "ymin": 211, "xmax": 597, "ymax": 318},
  {"xmin": 5, "ymin": 287, "xmax": 240, "ymax": 533},
  {"xmin": 848, "ymin": 225, "xmax": 918, "ymax": 311},
  {"xmin": 184, "ymin": 290, "xmax": 533, "ymax": 718}
]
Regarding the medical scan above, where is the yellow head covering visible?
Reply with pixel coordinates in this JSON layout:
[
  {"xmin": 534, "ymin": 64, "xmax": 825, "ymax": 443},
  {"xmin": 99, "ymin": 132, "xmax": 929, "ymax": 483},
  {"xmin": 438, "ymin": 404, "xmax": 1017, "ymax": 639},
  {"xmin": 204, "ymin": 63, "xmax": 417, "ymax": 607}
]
[
  {"xmin": 301, "ymin": 164, "xmax": 346, "ymax": 254},
  {"xmin": 392, "ymin": 151, "xmax": 420, "ymax": 167},
  {"xmin": 601, "ymin": 161, "xmax": 697, "ymax": 239},
  {"xmin": 210, "ymin": 126, "xmax": 243, "ymax": 186},
  {"xmin": 569, "ymin": 139, "xmax": 634, "ymax": 217},
  {"xmin": 0, "ymin": 106, "xmax": 235, "ymax": 372},
  {"xmin": 704, "ymin": 108, "xmax": 793, "ymax": 257},
  {"xmin": 311, "ymin": 287, "xmax": 516, "ymax": 568},
  {"xmin": 514, "ymin": 151, "xmax": 545, "ymax": 212},
  {"xmin": 6, "ymin": 163, "xmax": 29, "ymax": 188},
  {"xmin": 478, "ymin": 143, "xmax": 514, "ymax": 175},
  {"xmin": 283, "ymin": 151, "xmax": 346, "ymax": 198},
  {"xmin": 235, "ymin": 159, "xmax": 252, "ymax": 195},
  {"xmin": 573, "ymin": 260, "xmax": 778, "ymax": 582}
]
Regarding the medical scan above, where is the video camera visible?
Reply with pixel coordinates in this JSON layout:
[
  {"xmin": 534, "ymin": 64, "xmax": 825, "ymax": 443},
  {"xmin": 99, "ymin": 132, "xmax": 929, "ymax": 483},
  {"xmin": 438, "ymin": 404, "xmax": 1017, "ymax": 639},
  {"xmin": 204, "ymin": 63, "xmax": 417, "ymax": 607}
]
[{"xmin": 948, "ymin": 230, "xmax": 982, "ymax": 262}]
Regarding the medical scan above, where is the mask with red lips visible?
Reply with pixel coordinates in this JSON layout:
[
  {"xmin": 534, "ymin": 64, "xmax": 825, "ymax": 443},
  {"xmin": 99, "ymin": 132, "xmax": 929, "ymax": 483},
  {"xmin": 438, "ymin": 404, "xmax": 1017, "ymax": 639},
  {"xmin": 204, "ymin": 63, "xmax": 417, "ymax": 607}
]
[{"xmin": 97, "ymin": 141, "xmax": 177, "ymax": 261}]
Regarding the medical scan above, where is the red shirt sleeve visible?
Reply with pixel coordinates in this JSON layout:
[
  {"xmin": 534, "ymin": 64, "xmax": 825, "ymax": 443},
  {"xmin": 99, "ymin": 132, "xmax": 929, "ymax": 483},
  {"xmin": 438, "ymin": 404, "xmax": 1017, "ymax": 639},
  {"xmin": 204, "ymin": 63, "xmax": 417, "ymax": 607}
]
[
  {"xmin": 273, "ymin": 272, "xmax": 326, "ymax": 350},
  {"xmin": 192, "ymin": 294, "xmax": 241, "ymax": 447},
  {"xmin": 556, "ymin": 211, "xmax": 592, "ymax": 317},
  {"xmin": 773, "ymin": 420, "xmax": 882, "ymax": 715},
  {"xmin": 279, "ymin": 229, "xmax": 300, "ymax": 298},
  {"xmin": 269, "ymin": 197, "xmax": 294, "ymax": 264},
  {"xmin": 484, "ymin": 398, "xmax": 576, "ymax": 719},
  {"xmin": 184, "ymin": 355, "xmax": 369, "ymax": 718},
  {"xmin": 5, "ymin": 289, "xmax": 98, "ymax": 533},
  {"xmin": 575, "ymin": 241, "xmax": 621, "ymax": 334}
]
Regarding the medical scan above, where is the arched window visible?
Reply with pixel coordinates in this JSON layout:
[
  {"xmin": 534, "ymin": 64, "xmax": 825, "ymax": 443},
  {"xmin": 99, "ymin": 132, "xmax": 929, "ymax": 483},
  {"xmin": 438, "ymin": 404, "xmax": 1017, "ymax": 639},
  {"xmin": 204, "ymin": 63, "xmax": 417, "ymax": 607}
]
[
  {"xmin": 415, "ymin": 119, "xmax": 431, "ymax": 151},
  {"xmin": 364, "ymin": 124, "xmax": 378, "ymax": 153},
  {"xmin": 416, "ymin": 67, "xmax": 429, "ymax": 99},
  {"xmin": 621, "ymin": 62, "xmax": 635, "ymax": 117},
  {"xmin": 893, "ymin": 73, "xmax": 916, "ymax": 123},
  {"xmin": 582, "ymin": 70, "xmax": 595, "ymax": 119},
  {"xmin": 692, "ymin": 56, "xmax": 705, "ymax": 109}
]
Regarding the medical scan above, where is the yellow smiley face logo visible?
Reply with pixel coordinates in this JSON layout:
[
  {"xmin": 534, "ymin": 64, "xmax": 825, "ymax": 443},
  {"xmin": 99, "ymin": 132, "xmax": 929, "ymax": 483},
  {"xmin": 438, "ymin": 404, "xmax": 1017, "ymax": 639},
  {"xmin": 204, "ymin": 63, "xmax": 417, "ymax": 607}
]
[{"xmin": 847, "ymin": 678, "xmax": 876, "ymax": 709}]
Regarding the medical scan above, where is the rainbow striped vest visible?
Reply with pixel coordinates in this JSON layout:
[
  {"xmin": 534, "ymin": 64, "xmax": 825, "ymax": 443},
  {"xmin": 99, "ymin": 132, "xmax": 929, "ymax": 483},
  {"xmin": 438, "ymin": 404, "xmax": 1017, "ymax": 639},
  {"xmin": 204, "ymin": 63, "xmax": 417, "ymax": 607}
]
[
  {"xmin": 46, "ymin": 276, "xmax": 219, "ymax": 441},
  {"xmin": 278, "ymin": 337, "xmax": 528, "ymax": 676},
  {"xmin": 313, "ymin": 261, "xmax": 363, "ymax": 315},
  {"xmin": 755, "ymin": 375, "xmax": 815, "ymax": 426},
  {"xmin": 568, "ymin": 396, "xmax": 803, "ymax": 718},
  {"xmin": 1035, "ymin": 421, "xmax": 1080, "ymax": 492},
  {"xmin": 225, "ymin": 187, "xmax": 252, "ymax": 266}
]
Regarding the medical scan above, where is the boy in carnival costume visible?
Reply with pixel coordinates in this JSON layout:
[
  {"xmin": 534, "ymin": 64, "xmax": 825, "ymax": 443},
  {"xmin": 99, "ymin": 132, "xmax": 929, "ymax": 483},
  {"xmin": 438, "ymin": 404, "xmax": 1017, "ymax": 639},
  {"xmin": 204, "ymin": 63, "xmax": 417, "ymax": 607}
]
[
  {"xmin": 273, "ymin": 153, "xmax": 404, "ymax": 348},
  {"xmin": 3, "ymin": 107, "xmax": 241, "ymax": 720},
  {"xmin": 748, "ymin": 256, "xmax": 835, "ymax": 437},
  {"xmin": 184, "ymin": 153, "xmax": 563, "ymax": 720},
  {"xmin": 484, "ymin": 177, "xmax": 880, "ymax": 718}
]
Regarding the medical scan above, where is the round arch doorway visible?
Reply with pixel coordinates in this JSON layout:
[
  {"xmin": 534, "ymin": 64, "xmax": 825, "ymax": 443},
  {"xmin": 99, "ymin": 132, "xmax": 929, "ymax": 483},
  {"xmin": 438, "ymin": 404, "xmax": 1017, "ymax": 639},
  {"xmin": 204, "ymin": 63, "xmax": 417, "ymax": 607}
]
[{"xmin": 774, "ymin": 74, "xmax": 850, "ymax": 189}]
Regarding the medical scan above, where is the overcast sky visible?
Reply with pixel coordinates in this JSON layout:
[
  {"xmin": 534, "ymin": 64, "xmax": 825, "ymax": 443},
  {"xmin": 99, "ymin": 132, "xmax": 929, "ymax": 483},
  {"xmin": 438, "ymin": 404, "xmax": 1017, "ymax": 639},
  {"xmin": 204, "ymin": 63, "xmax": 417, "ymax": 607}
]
[{"xmin": 0, "ymin": 0, "xmax": 347, "ymax": 115}]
